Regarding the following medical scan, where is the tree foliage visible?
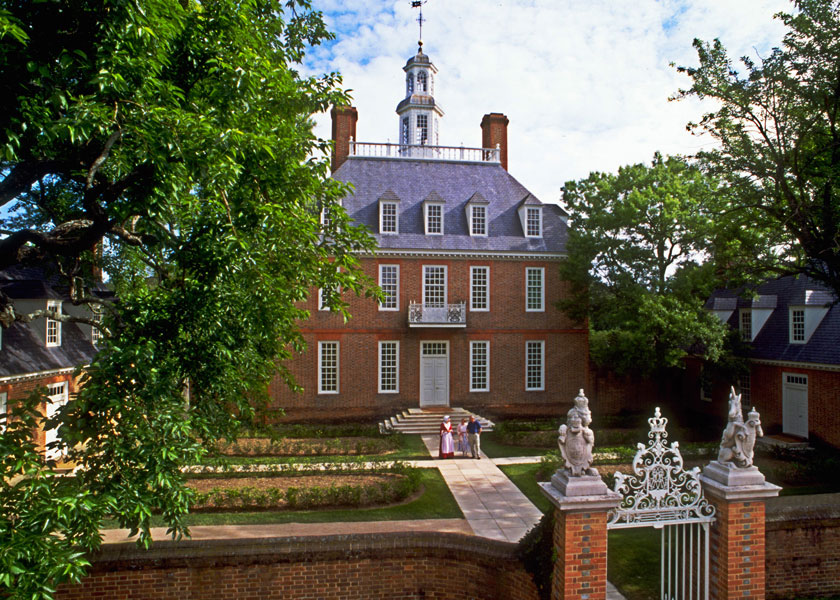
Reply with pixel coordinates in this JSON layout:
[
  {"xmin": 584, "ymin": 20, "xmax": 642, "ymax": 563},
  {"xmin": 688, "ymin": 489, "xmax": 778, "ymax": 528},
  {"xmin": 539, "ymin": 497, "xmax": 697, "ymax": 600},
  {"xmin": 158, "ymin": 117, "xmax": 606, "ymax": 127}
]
[
  {"xmin": 560, "ymin": 154, "xmax": 729, "ymax": 375},
  {"xmin": 674, "ymin": 0, "xmax": 840, "ymax": 299},
  {"xmin": 0, "ymin": 1, "xmax": 375, "ymax": 597}
]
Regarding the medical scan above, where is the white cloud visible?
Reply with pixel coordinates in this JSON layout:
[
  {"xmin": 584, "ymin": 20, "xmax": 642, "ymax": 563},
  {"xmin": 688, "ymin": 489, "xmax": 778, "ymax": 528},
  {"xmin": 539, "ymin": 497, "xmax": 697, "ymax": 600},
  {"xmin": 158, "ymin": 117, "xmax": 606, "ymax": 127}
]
[{"xmin": 306, "ymin": 0, "xmax": 790, "ymax": 204}]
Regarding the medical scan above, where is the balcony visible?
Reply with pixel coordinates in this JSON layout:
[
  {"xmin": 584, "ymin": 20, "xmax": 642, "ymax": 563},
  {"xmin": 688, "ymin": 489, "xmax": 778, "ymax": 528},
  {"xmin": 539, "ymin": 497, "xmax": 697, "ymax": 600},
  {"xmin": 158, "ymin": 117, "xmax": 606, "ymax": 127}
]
[
  {"xmin": 350, "ymin": 140, "xmax": 501, "ymax": 163},
  {"xmin": 408, "ymin": 302, "xmax": 466, "ymax": 328}
]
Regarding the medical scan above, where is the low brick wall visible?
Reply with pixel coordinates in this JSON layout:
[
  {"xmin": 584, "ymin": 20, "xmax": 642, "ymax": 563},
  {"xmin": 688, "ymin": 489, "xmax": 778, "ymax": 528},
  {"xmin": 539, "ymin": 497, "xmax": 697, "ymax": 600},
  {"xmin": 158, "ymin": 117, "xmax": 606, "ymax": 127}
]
[
  {"xmin": 766, "ymin": 493, "xmax": 840, "ymax": 600},
  {"xmin": 55, "ymin": 531, "xmax": 540, "ymax": 600}
]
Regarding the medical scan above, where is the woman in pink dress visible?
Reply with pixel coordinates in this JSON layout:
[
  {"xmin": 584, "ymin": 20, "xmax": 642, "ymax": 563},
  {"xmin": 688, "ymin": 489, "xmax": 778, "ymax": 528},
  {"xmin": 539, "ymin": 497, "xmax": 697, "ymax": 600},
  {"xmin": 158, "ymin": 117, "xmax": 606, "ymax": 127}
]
[{"xmin": 439, "ymin": 416, "xmax": 455, "ymax": 458}]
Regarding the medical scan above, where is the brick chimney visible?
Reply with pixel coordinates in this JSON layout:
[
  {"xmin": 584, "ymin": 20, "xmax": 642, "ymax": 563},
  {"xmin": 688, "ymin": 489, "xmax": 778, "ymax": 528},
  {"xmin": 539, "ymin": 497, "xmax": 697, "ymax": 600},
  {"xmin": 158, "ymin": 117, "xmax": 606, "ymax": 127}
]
[
  {"xmin": 480, "ymin": 112, "xmax": 509, "ymax": 171},
  {"xmin": 331, "ymin": 105, "xmax": 358, "ymax": 172}
]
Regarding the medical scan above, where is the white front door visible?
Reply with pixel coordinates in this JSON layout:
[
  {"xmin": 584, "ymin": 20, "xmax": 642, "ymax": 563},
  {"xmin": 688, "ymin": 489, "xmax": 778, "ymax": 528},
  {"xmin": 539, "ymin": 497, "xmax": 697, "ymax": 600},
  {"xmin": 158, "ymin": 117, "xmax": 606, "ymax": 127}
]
[
  {"xmin": 782, "ymin": 373, "xmax": 808, "ymax": 439},
  {"xmin": 420, "ymin": 341, "xmax": 449, "ymax": 407}
]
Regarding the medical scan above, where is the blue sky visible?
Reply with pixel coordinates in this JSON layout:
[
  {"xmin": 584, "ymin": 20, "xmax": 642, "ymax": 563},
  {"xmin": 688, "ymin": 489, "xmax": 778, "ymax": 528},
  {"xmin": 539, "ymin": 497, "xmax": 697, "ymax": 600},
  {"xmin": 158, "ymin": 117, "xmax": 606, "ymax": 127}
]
[{"xmin": 305, "ymin": 0, "xmax": 791, "ymax": 204}]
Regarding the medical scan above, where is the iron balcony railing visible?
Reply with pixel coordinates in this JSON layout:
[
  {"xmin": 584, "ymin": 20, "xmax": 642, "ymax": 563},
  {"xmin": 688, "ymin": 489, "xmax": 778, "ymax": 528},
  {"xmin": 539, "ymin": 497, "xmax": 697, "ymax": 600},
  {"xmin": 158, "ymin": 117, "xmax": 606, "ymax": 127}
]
[
  {"xmin": 408, "ymin": 302, "xmax": 466, "ymax": 327},
  {"xmin": 350, "ymin": 140, "xmax": 501, "ymax": 163}
]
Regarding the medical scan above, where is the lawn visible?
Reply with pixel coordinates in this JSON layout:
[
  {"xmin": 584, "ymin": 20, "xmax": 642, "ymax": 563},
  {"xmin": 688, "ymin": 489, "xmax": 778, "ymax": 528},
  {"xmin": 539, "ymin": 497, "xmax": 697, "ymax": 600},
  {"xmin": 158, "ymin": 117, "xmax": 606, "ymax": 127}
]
[{"xmin": 480, "ymin": 433, "xmax": 550, "ymax": 459}]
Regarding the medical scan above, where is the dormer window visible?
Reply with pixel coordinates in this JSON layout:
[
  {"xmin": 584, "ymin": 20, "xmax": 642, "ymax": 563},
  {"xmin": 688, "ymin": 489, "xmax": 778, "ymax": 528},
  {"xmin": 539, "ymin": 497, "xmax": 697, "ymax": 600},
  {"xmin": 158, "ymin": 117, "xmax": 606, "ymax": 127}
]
[
  {"xmin": 46, "ymin": 300, "xmax": 61, "ymax": 347},
  {"xmin": 790, "ymin": 308, "xmax": 805, "ymax": 343},
  {"xmin": 740, "ymin": 309, "xmax": 752, "ymax": 342},
  {"xmin": 418, "ymin": 71, "xmax": 427, "ymax": 92},
  {"xmin": 526, "ymin": 207, "xmax": 542, "ymax": 237},
  {"xmin": 379, "ymin": 194, "xmax": 400, "ymax": 234},
  {"xmin": 470, "ymin": 205, "xmax": 487, "ymax": 236},
  {"xmin": 425, "ymin": 203, "xmax": 443, "ymax": 235}
]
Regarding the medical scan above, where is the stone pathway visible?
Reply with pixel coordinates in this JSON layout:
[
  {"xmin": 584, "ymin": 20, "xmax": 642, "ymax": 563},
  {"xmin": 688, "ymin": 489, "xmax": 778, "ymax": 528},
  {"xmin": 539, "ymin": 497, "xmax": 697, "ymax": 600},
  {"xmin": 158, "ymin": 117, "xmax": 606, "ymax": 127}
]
[{"xmin": 421, "ymin": 435, "xmax": 544, "ymax": 542}]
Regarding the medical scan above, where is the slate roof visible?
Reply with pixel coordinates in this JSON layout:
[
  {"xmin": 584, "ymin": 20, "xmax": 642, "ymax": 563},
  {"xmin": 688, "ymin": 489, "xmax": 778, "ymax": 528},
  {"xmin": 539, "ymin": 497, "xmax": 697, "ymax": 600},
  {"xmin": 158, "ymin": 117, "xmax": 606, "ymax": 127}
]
[
  {"xmin": 706, "ymin": 275, "xmax": 840, "ymax": 366},
  {"xmin": 333, "ymin": 156, "xmax": 568, "ymax": 255},
  {"xmin": 1, "ymin": 266, "xmax": 101, "ymax": 379}
]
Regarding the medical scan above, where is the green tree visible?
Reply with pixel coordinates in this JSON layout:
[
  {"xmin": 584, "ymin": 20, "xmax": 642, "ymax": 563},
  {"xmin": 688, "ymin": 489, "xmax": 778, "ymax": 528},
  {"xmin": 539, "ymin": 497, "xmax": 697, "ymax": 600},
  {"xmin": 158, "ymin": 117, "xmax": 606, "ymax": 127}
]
[
  {"xmin": 674, "ymin": 0, "xmax": 840, "ymax": 299},
  {"xmin": 560, "ymin": 154, "xmax": 729, "ymax": 375},
  {"xmin": 0, "ymin": 1, "xmax": 375, "ymax": 597}
]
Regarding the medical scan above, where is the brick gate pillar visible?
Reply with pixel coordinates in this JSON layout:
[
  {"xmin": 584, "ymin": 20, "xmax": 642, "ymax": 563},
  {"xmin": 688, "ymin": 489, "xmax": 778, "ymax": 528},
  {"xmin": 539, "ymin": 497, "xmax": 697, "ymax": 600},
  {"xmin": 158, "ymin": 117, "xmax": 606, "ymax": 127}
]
[
  {"xmin": 700, "ymin": 462, "xmax": 781, "ymax": 600},
  {"xmin": 540, "ymin": 472, "xmax": 621, "ymax": 600}
]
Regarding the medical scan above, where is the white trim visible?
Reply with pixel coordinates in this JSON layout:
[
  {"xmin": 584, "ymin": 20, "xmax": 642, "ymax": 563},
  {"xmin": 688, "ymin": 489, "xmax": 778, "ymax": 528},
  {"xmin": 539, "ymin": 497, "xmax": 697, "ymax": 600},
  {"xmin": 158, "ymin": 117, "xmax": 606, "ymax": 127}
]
[
  {"xmin": 46, "ymin": 300, "xmax": 62, "ymax": 347},
  {"xmin": 379, "ymin": 201, "xmax": 399, "ymax": 235},
  {"xmin": 470, "ymin": 340, "xmax": 490, "ymax": 392},
  {"xmin": 789, "ymin": 307, "xmax": 805, "ymax": 344},
  {"xmin": 424, "ymin": 202, "xmax": 444, "ymax": 236},
  {"xmin": 469, "ymin": 204, "xmax": 488, "ymax": 237},
  {"xmin": 378, "ymin": 264, "xmax": 400, "ymax": 311},
  {"xmin": 0, "ymin": 367, "xmax": 77, "ymax": 385},
  {"xmin": 378, "ymin": 341, "xmax": 400, "ymax": 394},
  {"xmin": 318, "ymin": 288, "xmax": 330, "ymax": 311},
  {"xmin": 360, "ymin": 249, "xmax": 567, "ymax": 261},
  {"xmin": 422, "ymin": 265, "xmax": 448, "ymax": 307},
  {"xmin": 750, "ymin": 358, "xmax": 840, "ymax": 372},
  {"xmin": 0, "ymin": 391, "xmax": 6, "ymax": 432},
  {"xmin": 525, "ymin": 267, "xmax": 545, "ymax": 312},
  {"xmin": 317, "ymin": 341, "xmax": 340, "ymax": 394},
  {"xmin": 525, "ymin": 340, "xmax": 545, "ymax": 391},
  {"xmin": 470, "ymin": 266, "xmax": 490, "ymax": 312}
]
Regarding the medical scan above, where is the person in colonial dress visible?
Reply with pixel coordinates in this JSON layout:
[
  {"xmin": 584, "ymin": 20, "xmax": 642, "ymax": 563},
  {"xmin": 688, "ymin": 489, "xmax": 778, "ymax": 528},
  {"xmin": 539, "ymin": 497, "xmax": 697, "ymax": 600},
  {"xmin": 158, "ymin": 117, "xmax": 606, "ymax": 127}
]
[
  {"xmin": 439, "ymin": 416, "xmax": 455, "ymax": 458},
  {"xmin": 457, "ymin": 418, "xmax": 469, "ymax": 456}
]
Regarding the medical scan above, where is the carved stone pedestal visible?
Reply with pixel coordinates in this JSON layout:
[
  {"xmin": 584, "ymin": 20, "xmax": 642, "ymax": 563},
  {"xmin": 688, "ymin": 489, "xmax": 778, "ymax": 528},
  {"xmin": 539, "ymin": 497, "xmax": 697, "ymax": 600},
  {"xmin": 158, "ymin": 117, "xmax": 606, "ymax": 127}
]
[
  {"xmin": 540, "ymin": 473, "xmax": 621, "ymax": 600},
  {"xmin": 700, "ymin": 463, "xmax": 781, "ymax": 600}
]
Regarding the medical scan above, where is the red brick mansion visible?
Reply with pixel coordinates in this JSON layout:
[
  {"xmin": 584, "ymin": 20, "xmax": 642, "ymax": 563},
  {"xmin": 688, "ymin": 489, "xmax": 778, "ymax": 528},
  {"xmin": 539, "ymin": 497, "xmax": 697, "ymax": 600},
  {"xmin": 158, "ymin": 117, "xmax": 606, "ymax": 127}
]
[{"xmin": 271, "ymin": 47, "xmax": 588, "ymax": 420}]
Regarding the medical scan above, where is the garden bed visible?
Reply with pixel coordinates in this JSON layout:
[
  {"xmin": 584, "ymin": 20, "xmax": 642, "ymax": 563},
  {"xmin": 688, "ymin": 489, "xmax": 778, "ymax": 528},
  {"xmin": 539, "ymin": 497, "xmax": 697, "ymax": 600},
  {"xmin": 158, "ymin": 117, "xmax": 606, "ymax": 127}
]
[{"xmin": 215, "ymin": 436, "xmax": 402, "ymax": 457}]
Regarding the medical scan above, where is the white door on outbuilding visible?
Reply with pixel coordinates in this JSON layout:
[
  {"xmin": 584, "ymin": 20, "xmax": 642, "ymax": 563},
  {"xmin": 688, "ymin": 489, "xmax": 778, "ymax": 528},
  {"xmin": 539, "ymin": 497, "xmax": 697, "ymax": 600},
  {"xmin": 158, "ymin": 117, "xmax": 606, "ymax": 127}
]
[{"xmin": 782, "ymin": 373, "xmax": 808, "ymax": 439}]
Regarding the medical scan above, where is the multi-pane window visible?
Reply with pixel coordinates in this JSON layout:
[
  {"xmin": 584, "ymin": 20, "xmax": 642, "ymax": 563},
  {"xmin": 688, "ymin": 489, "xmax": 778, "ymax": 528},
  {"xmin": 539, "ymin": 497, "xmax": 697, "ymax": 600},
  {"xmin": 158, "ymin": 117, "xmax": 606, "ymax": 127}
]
[
  {"xmin": 401, "ymin": 117, "xmax": 410, "ymax": 145},
  {"xmin": 470, "ymin": 266, "xmax": 489, "ymax": 311},
  {"xmin": 738, "ymin": 374, "xmax": 751, "ymax": 408},
  {"xmin": 0, "ymin": 392, "xmax": 6, "ymax": 433},
  {"xmin": 740, "ymin": 310, "xmax": 752, "ymax": 342},
  {"xmin": 318, "ymin": 342, "xmax": 339, "ymax": 394},
  {"xmin": 378, "ymin": 341, "xmax": 399, "ymax": 393},
  {"xmin": 417, "ymin": 114, "xmax": 428, "ymax": 145},
  {"xmin": 526, "ymin": 341, "xmax": 544, "ymax": 391},
  {"xmin": 791, "ymin": 309, "xmax": 805, "ymax": 343},
  {"xmin": 471, "ymin": 205, "xmax": 487, "ymax": 236},
  {"xmin": 46, "ymin": 300, "xmax": 61, "ymax": 347},
  {"xmin": 318, "ymin": 288, "xmax": 330, "ymax": 311},
  {"xmin": 418, "ymin": 71, "xmax": 427, "ymax": 92},
  {"xmin": 526, "ymin": 268, "xmax": 544, "ymax": 312},
  {"xmin": 426, "ymin": 203, "xmax": 443, "ymax": 234},
  {"xmin": 526, "ymin": 207, "xmax": 542, "ymax": 237},
  {"xmin": 45, "ymin": 382, "xmax": 68, "ymax": 460},
  {"xmin": 470, "ymin": 341, "xmax": 489, "ymax": 392},
  {"xmin": 423, "ymin": 266, "xmax": 446, "ymax": 307},
  {"xmin": 379, "ymin": 265, "xmax": 399, "ymax": 311},
  {"xmin": 91, "ymin": 304, "xmax": 103, "ymax": 344},
  {"xmin": 406, "ymin": 73, "xmax": 414, "ymax": 95},
  {"xmin": 380, "ymin": 202, "xmax": 398, "ymax": 234}
]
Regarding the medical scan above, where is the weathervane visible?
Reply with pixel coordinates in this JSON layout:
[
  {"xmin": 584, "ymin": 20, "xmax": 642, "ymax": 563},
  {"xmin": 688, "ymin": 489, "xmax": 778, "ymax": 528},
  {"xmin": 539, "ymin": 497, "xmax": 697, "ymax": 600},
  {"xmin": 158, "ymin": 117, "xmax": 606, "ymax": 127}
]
[{"xmin": 411, "ymin": 1, "xmax": 427, "ymax": 51}]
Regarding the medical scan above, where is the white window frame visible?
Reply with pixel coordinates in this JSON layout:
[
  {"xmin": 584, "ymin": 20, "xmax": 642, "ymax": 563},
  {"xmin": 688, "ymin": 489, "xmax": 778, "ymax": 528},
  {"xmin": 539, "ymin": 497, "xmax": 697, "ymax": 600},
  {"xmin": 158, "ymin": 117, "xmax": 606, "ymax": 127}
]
[
  {"xmin": 470, "ymin": 341, "xmax": 490, "ymax": 392},
  {"xmin": 378, "ymin": 264, "xmax": 399, "ymax": 311},
  {"xmin": 417, "ymin": 113, "xmax": 429, "ymax": 145},
  {"xmin": 0, "ymin": 392, "xmax": 6, "ymax": 432},
  {"xmin": 46, "ymin": 300, "xmax": 61, "ymax": 347},
  {"xmin": 525, "ymin": 340, "xmax": 545, "ymax": 391},
  {"xmin": 470, "ymin": 266, "xmax": 489, "ymax": 312},
  {"xmin": 417, "ymin": 70, "xmax": 427, "ymax": 93},
  {"xmin": 401, "ymin": 117, "xmax": 410, "ymax": 145},
  {"xmin": 378, "ymin": 341, "xmax": 399, "ymax": 394},
  {"xmin": 526, "ymin": 267, "xmax": 544, "ymax": 312},
  {"xmin": 424, "ymin": 202, "xmax": 444, "ymax": 235},
  {"xmin": 91, "ymin": 304, "xmax": 103, "ymax": 344},
  {"xmin": 317, "ymin": 341, "xmax": 339, "ymax": 394},
  {"xmin": 318, "ymin": 288, "xmax": 330, "ymax": 311},
  {"xmin": 525, "ymin": 207, "xmax": 542, "ymax": 238},
  {"xmin": 790, "ymin": 308, "xmax": 806, "ymax": 344},
  {"xmin": 423, "ymin": 265, "xmax": 447, "ymax": 307},
  {"xmin": 380, "ymin": 201, "xmax": 398, "ymax": 234},
  {"xmin": 740, "ymin": 309, "xmax": 752, "ymax": 342},
  {"xmin": 737, "ymin": 374, "xmax": 751, "ymax": 408},
  {"xmin": 470, "ymin": 204, "xmax": 487, "ymax": 237}
]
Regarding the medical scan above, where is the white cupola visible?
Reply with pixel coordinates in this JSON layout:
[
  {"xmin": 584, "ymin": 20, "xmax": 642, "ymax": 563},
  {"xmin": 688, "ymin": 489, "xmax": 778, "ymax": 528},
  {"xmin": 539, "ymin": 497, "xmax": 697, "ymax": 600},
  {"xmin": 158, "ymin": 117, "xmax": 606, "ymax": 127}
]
[{"xmin": 396, "ymin": 43, "xmax": 444, "ymax": 146}]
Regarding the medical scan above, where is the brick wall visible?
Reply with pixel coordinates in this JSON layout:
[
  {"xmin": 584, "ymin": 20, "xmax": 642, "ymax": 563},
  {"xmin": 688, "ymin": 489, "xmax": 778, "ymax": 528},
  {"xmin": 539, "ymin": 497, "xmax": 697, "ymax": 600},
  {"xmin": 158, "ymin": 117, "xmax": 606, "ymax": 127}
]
[
  {"xmin": 766, "ymin": 494, "xmax": 840, "ymax": 600},
  {"xmin": 552, "ymin": 511, "xmax": 608, "ymax": 600},
  {"xmin": 0, "ymin": 371, "xmax": 80, "ymax": 452},
  {"xmin": 55, "ymin": 532, "xmax": 540, "ymax": 600},
  {"xmin": 272, "ymin": 256, "xmax": 588, "ymax": 420}
]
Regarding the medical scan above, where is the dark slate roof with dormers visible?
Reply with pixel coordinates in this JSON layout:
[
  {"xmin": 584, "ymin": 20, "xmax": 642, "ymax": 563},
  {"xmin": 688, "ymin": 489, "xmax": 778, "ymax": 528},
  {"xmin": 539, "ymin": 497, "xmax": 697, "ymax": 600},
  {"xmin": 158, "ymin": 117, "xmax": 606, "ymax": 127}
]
[
  {"xmin": 1, "ymin": 266, "xmax": 102, "ymax": 379},
  {"xmin": 706, "ymin": 275, "xmax": 840, "ymax": 366},
  {"xmin": 333, "ymin": 156, "xmax": 568, "ymax": 255}
]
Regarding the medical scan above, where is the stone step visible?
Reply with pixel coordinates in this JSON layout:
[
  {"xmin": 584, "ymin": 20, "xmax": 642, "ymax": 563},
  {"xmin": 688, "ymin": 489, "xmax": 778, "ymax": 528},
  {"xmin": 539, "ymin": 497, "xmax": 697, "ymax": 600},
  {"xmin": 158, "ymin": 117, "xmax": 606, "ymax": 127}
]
[{"xmin": 379, "ymin": 407, "xmax": 494, "ymax": 435}]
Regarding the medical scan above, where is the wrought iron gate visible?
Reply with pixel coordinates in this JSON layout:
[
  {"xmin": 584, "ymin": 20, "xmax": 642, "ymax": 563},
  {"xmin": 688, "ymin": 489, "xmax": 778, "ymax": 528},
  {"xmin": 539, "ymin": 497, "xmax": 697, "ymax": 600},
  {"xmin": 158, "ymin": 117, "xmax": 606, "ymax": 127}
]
[{"xmin": 606, "ymin": 407, "xmax": 716, "ymax": 600}]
